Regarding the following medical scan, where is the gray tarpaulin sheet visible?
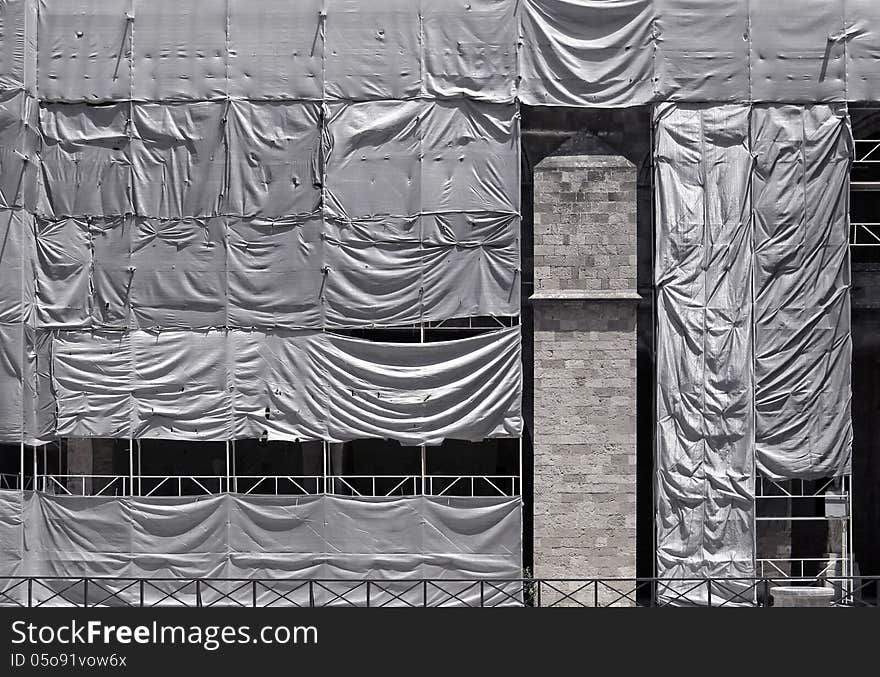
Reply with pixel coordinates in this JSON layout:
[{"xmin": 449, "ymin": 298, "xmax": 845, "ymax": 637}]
[
  {"xmin": 0, "ymin": 0, "xmax": 869, "ymax": 591},
  {"xmin": 0, "ymin": 491, "xmax": 522, "ymax": 606},
  {"xmin": 655, "ymin": 103, "xmax": 852, "ymax": 602},
  {"xmin": 1, "ymin": 0, "xmax": 878, "ymax": 105},
  {"xmin": 752, "ymin": 105, "xmax": 853, "ymax": 480},
  {"xmin": 27, "ymin": 98, "xmax": 520, "ymax": 327},
  {"xmin": 49, "ymin": 327, "xmax": 522, "ymax": 444}
]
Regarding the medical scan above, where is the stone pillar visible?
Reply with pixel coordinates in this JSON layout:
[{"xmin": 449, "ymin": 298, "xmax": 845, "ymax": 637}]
[{"xmin": 531, "ymin": 137, "xmax": 639, "ymax": 605}]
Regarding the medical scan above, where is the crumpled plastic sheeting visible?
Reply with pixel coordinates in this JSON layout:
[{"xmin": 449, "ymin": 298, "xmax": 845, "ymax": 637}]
[
  {"xmin": 36, "ymin": 0, "xmax": 132, "ymax": 102},
  {"xmin": 748, "ymin": 0, "xmax": 846, "ymax": 104},
  {"xmin": 0, "ymin": 492, "xmax": 522, "ymax": 606},
  {"xmin": 317, "ymin": 329, "xmax": 522, "ymax": 445},
  {"xmin": 0, "ymin": 90, "xmax": 38, "ymax": 210},
  {"xmin": 653, "ymin": 0, "xmax": 750, "ymax": 102},
  {"xmin": 17, "ymin": 0, "xmax": 880, "ymax": 106},
  {"xmin": 324, "ymin": 99, "xmax": 518, "ymax": 220},
  {"xmin": 520, "ymin": 0, "xmax": 880, "ymax": 105},
  {"xmin": 0, "ymin": 323, "xmax": 25, "ymax": 441},
  {"xmin": 752, "ymin": 105, "xmax": 853, "ymax": 481},
  {"xmin": 0, "ymin": 208, "xmax": 35, "ymax": 324},
  {"xmin": 655, "ymin": 104, "xmax": 755, "ymax": 603},
  {"xmin": 226, "ymin": 0, "xmax": 324, "ymax": 101},
  {"xmin": 847, "ymin": 0, "xmax": 880, "ymax": 103},
  {"xmin": 519, "ymin": 0, "xmax": 654, "ymax": 107},
  {"xmin": 0, "ymin": 321, "xmax": 48, "ymax": 445},
  {"xmin": 422, "ymin": 0, "xmax": 518, "ymax": 102},
  {"xmin": 30, "ymin": 213, "xmax": 519, "ymax": 331},
  {"xmin": 655, "ymin": 103, "xmax": 852, "ymax": 602},
  {"xmin": 0, "ymin": 0, "xmax": 35, "ymax": 92},
  {"xmin": 31, "ymin": 97, "xmax": 520, "ymax": 327},
  {"xmin": 49, "ymin": 327, "xmax": 522, "ymax": 444}
]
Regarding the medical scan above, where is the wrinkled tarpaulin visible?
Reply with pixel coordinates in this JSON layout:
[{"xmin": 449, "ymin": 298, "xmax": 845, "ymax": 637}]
[
  {"xmin": 0, "ymin": 1, "xmax": 528, "ymax": 444},
  {"xmin": 0, "ymin": 0, "xmax": 867, "ymax": 589},
  {"xmin": 655, "ymin": 103, "xmax": 852, "ymax": 602},
  {"xmin": 0, "ymin": 491, "xmax": 522, "ymax": 606},
  {"xmin": 1, "ymin": 0, "xmax": 876, "ymax": 105},
  {"xmin": 47, "ymin": 327, "xmax": 522, "ymax": 444}
]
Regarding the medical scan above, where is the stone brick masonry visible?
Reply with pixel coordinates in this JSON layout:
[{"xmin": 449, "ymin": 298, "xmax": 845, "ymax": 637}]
[{"xmin": 531, "ymin": 146, "xmax": 639, "ymax": 605}]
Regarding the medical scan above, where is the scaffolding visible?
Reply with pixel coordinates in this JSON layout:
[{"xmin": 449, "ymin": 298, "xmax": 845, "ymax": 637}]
[
  {"xmin": 755, "ymin": 474, "xmax": 854, "ymax": 584},
  {"xmin": 4, "ymin": 313, "xmax": 524, "ymax": 500}
]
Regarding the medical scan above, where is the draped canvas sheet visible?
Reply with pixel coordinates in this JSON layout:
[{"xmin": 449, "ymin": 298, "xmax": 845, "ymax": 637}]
[
  {"xmin": 49, "ymin": 327, "xmax": 523, "ymax": 444},
  {"xmin": 519, "ymin": 0, "xmax": 654, "ymax": 106},
  {"xmin": 28, "ymin": 214, "xmax": 520, "ymax": 331},
  {"xmin": 28, "ymin": 99, "xmax": 520, "ymax": 329},
  {"xmin": 9, "ymin": 0, "xmax": 880, "ymax": 105},
  {"xmin": 0, "ymin": 492, "xmax": 522, "ymax": 606},
  {"xmin": 752, "ymin": 105, "xmax": 853, "ymax": 480},
  {"xmin": 33, "ymin": 0, "xmax": 519, "ymax": 103},
  {"xmin": 0, "ymin": 90, "xmax": 38, "ymax": 210},
  {"xmin": 519, "ymin": 0, "xmax": 879, "ymax": 105},
  {"xmin": 39, "ymin": 98, "xmax": 539, "ymax": 222},
  {"xmin": 655, "ymin": 104, "xmax": 755, "ymax": 598},
  {"xmin": 655, "ymin": 103, "xmax": 852, "ymax": 601}
]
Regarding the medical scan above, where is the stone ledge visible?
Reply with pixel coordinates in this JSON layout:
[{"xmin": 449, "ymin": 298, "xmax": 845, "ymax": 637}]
[
  {"xmin": 535, "ymin": 155, "xmax": 634, "ymax": 170},
  {"xmin": 530, "ymin": 290, "xmax": 641, "ymax": 302}
]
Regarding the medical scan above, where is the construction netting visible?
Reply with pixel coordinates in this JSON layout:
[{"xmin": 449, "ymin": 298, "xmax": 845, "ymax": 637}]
[{"xmin": 654, "ymin": 103, "xmax": 853, "ymax": 602}]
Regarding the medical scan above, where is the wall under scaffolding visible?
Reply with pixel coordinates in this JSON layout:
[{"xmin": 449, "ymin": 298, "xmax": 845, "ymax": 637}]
[{"xmin": 1, "ymin": 0, "xmax": 879, "ymax": 604}]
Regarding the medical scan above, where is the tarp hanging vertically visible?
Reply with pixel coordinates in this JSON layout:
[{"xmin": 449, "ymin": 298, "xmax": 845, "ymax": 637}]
[
  {"xmin": 655, "ymin": 102, "xmax": 853, "ymax": 601},
  {"xmin": 654, "ymin": 104, "xmax": 755, "ymax": 599},
  {"xmin": 752, "ymin": 105, "xmax": 853, "ymax": 480}
]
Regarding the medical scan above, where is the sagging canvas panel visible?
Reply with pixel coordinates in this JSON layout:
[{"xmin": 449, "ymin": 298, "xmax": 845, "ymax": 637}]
[
  {"xmin": 0, "ymin": 492, "xmax": 522, "ymax": 606},
  {"xmin": 48, "ymin": 327, "xmax": 523, "ymax": 445}
]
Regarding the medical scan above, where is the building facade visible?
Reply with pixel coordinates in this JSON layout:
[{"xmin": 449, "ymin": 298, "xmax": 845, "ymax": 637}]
[{"xmin": 0, "ymin": 0, "xmax": 876, "ymax": 605}]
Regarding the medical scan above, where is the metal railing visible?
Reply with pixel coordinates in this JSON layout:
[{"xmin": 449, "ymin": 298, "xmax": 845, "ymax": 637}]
[
  {"xmin": 854, "ymin": 139, "xmax": 880, "ymax": 164},
  {"xmin": 850, "ymin": 222, "xmax": 880, "ymax": 245},
  {"xmin": 0, "ymin": 577, "xmax": 875, "ymax": 608},
  {"xmin": 8, "ymin": 473, "xmax": 520, "ymax": 498}
]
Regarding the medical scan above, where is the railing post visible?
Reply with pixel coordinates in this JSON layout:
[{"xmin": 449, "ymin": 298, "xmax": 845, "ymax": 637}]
[
  {"xmin": 706, "ymin": 579, "xmax": 712, "ymax": 607},
  {"xmin": 252, "ymin": 580, "xmax": 257, "ymax": 608},
  {"xmin": 139, "ymin": 579, "xmax": 144, "ymax": 607},
  {"xmin": 366, "ymin": 581, "xmax": 371, "ymax": 608},
  {"xmin": 480, "ymin": 580, "xmax": 484, "ymax": 607},
  {"xmin": 83, "ymin": 578, "xmax": 88, "ymax": 608},
  {"xmin": 594, "ymin": 579, "xmax": 599, "ymax": 607},
  {"xmin": 27, "ymin": 578, "xmax": 32, "ymax": 607},
  {"xmin": 423, "ymin": 580, "xmax": 428, "ymax": 607},
  {"xmin": 309, "ymin": 580, "xmax": 314, "ymax": 608},
  {"xmin": 536, "ymin": 579, "xmax": 541, "ymax": 608},
  {"xmin": 195, "ymin": 579, "xmax": 201, "ymax": 608}
]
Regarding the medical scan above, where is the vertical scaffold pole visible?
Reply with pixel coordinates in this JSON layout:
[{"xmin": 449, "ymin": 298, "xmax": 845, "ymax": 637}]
[
  {"xmin": 231, "ymin": 440, "xmax": 237, "ymax": 493},
  {"xmin": 225, "ymin": 440, "xmax": 230, "ymax": 494},
  {"xmin": 420, "ymin": 445, "xmax": 426, "ymax": 496},
  {"xmin": 129, "ymin": 439, "xmax": 134, "ymax": 496},
  {"xmin": 323, "ymin": 441, "xmax": 329, "ymax": 494}
]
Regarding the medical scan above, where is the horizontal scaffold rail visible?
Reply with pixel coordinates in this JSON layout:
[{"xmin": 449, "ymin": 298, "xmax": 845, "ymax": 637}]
[
  {"xmin": 0, "ymin": 577, "xmax": 876, "ymax": 608},
  {"xmin": 0, "ymin": 473, "xmax": 521, "ymax": 498}
]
